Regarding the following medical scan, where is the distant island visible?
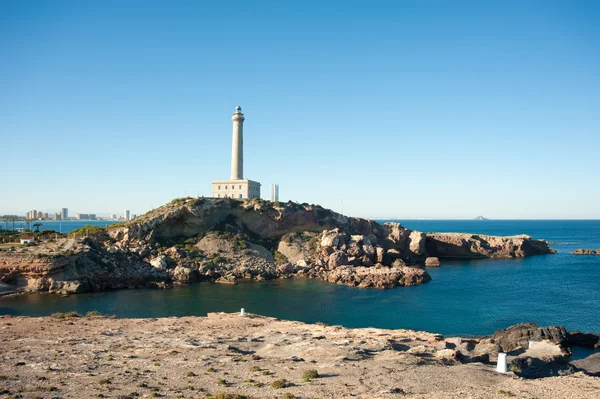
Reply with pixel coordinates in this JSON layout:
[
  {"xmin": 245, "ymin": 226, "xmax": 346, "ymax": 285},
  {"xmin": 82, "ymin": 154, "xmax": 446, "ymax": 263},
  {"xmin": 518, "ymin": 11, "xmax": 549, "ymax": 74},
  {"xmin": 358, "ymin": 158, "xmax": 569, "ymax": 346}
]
[{"xmin": 474, "ymin": 215, "xmax": 489, "ymax": 221}]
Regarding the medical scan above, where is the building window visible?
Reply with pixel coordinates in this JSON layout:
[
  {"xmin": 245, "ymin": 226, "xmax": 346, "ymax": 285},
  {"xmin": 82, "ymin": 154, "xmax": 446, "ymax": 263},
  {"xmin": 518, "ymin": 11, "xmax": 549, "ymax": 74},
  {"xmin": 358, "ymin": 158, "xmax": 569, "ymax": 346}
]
[
  {"xmin": 239, "ymin": 194, "xmax": 242, "ymax": 198},
  {"xmin": 225, "ymin": 185, "xmax": 228, "ymax": 189},
  {"xmin": 217, "ymin": 194, "xmax": 220, "ymax": 197},
  {"xmin": 239, "ymin": 185, "xmax": 241, "ymax": 189},
  {"xmin": 218, "ymin": 186, "xmax": 220, "ymax": 190}
]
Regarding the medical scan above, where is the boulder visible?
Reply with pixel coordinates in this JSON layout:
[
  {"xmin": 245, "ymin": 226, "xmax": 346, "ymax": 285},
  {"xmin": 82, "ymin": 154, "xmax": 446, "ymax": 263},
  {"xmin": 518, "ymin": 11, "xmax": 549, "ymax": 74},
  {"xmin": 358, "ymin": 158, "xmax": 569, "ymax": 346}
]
[
  {"xmin": 171, "ymin": 266, "xmax": 198, "ymax": 283},
  {"xmin": 150, "ymin": 255, "xmax": 168, "ymax": 270},
  {"xmin": 328, "ymin": 251, "xmax": 349, "ymax": 270},
  {"xmin": 492, "ymin": 323, "xmax": 569, "ymax": 353},
  {"xmin": 278, "ymin": 262, "xmax": 294, "ymax": 274},
  {"xmin": 425, "ymin": 257, "xmax": 441, "ymax": 267}
]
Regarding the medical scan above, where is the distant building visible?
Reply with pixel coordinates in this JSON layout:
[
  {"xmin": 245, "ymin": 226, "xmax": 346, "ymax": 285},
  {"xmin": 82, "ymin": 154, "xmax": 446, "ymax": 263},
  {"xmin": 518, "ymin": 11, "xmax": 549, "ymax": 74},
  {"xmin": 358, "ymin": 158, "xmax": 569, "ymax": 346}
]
[
  {"xmin": 61, "ymin": 208, "xmax": 68, "ymax": 220},
  {"xmin": 124, "ymin": 210, "xmax": 131, "ymax": 221},
  {"xmin": 53, "ymin": 212, "xmax": 61, "ymax": 220},
  {"xmin": 76, "ymin": 213, "xmax": 96, "ymax": 220},
  {"xmin": 211, "ymin": 106, "xmax": 261, "ymax": 199},
  {"xmin": 270, "ymin": 184, "xmax": 279, "ymax": 201},
  {"xmin": 111, "ymin": 214, "xmax": 117, "ymax": 220},
  {"xmin": 131, "ymin": 214, "xmax": 137, "ymax": 220},
  {"xmin": 20, "ymin": 237, "xmax": 35, "ymax": 245}
]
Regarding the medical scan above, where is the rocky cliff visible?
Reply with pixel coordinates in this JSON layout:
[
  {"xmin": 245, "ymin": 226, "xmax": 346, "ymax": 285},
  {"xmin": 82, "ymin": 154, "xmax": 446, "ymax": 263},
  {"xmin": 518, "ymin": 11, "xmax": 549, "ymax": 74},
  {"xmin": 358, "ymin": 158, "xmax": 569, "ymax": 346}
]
[{"xmin": 0, "ymin": 197, "xmax": 555, "ymax": 295}]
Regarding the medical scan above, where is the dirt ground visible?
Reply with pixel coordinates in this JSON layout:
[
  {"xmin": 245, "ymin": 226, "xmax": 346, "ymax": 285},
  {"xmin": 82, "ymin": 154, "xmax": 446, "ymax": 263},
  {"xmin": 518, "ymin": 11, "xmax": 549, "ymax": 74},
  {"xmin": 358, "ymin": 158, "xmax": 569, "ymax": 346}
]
[{"xmin": 0, "ymin": 313, "xmax": 598, "ymax": 399}]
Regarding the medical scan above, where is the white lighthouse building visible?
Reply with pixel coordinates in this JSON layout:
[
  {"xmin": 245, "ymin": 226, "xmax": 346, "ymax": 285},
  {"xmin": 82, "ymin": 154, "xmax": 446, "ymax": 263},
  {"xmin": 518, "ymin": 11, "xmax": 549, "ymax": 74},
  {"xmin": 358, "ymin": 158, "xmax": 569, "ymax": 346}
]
[{"xmin": 211, "ymin": 106, "xmax": 261, "ymax": 199}]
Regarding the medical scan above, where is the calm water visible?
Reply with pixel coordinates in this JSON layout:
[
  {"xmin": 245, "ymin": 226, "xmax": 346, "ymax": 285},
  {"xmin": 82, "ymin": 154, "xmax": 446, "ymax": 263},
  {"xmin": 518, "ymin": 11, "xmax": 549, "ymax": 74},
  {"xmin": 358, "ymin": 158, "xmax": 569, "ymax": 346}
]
[
  {"xmin": 1, "ymin": 220, "xmax": 599, "ymax": 336},
  {"xmin": 2, "ymin": 220, "xmax": 120, "ymax": 233}
]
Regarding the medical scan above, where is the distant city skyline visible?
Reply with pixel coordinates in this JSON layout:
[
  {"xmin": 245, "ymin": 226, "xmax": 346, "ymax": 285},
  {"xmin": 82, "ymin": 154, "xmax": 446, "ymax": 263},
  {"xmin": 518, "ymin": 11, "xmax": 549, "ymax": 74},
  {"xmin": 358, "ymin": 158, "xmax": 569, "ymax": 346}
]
[{"xmin": 1, "ymin": 1, "xmax": 599, "ymax": 219}]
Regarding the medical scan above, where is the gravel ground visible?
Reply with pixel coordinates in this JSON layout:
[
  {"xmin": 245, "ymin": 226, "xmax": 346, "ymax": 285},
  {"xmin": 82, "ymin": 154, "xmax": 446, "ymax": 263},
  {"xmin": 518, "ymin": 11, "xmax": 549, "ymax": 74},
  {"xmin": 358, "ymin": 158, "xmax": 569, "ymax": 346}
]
[{"xmin": 0, "ymin": 313, "xmax": 598, "ymax": 399}]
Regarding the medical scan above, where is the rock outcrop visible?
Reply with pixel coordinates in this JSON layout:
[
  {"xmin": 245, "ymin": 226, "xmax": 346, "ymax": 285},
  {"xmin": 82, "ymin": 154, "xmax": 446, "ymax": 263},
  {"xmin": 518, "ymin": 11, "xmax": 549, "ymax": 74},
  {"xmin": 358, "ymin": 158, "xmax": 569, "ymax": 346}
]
[
  {"xmin": 0, "ymin": 197, "xmax": 555, "ymax": 295},
  {"xmin": 426, "ymin": 233, "xmax": 556, "ymax": 259},
  {"xmin": 571, "ymin": 248, "xmax": 600, "ymax": 255},
  {"xmin": 492, "ymin": 322, "xmax": 570, "ymax": 353}
]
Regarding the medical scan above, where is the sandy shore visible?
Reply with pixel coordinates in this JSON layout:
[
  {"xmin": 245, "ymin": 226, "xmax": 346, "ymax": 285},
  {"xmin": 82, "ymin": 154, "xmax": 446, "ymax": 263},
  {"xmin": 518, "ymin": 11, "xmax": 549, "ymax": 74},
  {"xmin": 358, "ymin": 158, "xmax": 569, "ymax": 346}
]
[{"xmin": 0, "ymin": 313, "xmax": 598, "ymax": 398}]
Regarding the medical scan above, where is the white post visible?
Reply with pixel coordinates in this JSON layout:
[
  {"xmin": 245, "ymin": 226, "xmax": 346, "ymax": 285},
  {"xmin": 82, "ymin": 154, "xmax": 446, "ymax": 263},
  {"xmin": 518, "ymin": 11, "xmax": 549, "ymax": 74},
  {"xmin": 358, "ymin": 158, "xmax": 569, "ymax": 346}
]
[
  {"xmin": 496, "ymin": 352, "xmax": 508, "ymax": 373},
  {"xmin": 240, "ymin": 308, "xmax": 245, "ymax": 316}
]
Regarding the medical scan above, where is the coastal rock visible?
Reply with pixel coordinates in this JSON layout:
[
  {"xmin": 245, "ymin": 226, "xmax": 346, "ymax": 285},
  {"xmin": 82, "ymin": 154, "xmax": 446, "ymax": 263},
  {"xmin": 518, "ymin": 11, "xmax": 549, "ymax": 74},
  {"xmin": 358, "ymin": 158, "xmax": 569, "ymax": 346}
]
[
  {"xmin": 278, "ymin": 262, "xmax": 294, "ymax": 274},
  {"xmin": 320, "ymin": 265, "xmax": 431, "ymax": 289},
  {"xmin": 0, "ymin": 197, "xmax": 558, "ymax": 295},
  {"xmin": 277, "ymin": 232, "xmax": 315, "ymax": 265},
  {"xmin": 426, "ymin": 233, "xmax": 555, "ymax": 259},
  {"xmin": 328, "ymin": 251, "xmax": 348, "ymax": 270},
  {"xmin": 425, "ymin": 257, "xmax": 441, "ymax": 267},
  {"xmin": 150, "ymin": 255, "xmax": 168, "ymax": 269},
  {"xmin": 492, "ymin": 323, "xmax": 570, "ymax": 353},
  {"xmin": 408, "ymin": 231, "xmax": 427, "ymax": 256},
  {"xmin": 171, "ymin": 266, "xmax": 198, "ymax": 283},
  {"xmin": 571, "ymin": 248, "xmax": 600, "ymax": 255},
  {"xmin": 568, "ymin": 331, "xmax": 600, "ymax": 349}
]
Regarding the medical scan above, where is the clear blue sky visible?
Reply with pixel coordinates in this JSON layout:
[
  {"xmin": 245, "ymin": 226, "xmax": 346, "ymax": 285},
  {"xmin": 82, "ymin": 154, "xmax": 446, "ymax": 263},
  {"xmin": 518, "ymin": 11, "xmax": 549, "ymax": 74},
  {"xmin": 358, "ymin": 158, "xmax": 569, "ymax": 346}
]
[{"xmin": 1, "ymin": 0, "xmax": 599, "ymax": 219}]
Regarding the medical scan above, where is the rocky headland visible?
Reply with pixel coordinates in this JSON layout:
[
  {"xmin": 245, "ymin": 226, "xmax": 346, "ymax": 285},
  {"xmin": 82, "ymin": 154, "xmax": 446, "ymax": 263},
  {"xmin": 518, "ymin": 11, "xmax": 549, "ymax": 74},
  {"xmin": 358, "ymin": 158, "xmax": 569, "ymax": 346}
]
[
  {"xmin": 0, "ymin": 198, "xmax": 555, "ymax": 295},
  {"xmin": 0, "ymin": 313, "xmax": 599, "ymax": 398}
]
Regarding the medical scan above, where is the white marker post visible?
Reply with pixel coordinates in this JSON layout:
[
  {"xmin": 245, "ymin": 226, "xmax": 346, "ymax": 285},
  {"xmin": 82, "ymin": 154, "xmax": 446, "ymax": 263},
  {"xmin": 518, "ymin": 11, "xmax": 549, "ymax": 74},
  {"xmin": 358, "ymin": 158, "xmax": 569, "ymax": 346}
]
[
  {"xmin": 240, "ymin": 308, "xmax": 245, "ymax": 316},
  {"xmin": 496, "ymin": 352, "xmax": 508, "ymax": 373}
]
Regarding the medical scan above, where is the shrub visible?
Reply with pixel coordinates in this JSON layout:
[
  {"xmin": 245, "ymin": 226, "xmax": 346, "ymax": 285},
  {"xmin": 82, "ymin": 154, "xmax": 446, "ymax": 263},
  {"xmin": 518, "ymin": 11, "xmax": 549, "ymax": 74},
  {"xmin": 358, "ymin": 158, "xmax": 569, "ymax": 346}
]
[
  {"xmin": 86, "ymin": 311, "xmax": 103, "ymax": 317},
  {"xmin": 302, "ymin": 369, "xmax": 319, "ymax": 382},
  {"xmin": 212, "ymin": 393, "xmax": 249, "ymax": 399},
  {"xmin": 217, "ymin": 379, "xmax": 230, "ymax": 387},
  {"xmin": 271, "ymin": 379, "xmax": 293, "ymax": 389},
  {"xmin": 274, "ymin": 251, "xmax": 288, "ymax": 266}
]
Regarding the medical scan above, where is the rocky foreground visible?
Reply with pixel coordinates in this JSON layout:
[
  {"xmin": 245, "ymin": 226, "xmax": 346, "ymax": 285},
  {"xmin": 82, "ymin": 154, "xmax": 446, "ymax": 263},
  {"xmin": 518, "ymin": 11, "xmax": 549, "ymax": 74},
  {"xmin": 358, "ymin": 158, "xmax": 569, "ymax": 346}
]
[
  {"xmin": 0, "ymin": 198, "xmax": 555, "ymax": 295},
  {"xmin": 0, "ymin": 313, "xmax": 599, "ymax": 399}
]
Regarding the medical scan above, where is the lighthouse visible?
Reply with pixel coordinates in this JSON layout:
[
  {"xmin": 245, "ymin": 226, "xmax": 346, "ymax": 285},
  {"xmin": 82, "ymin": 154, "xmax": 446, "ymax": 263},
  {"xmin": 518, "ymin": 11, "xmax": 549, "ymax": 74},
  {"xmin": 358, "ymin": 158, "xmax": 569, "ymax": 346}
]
[
  {"xmin": 231, "ymin": 105, "xmax": 244, "ymax": 180},
  {"xmin": 211, "ymin": 106, "xmax": 261, "ymax": 199}
]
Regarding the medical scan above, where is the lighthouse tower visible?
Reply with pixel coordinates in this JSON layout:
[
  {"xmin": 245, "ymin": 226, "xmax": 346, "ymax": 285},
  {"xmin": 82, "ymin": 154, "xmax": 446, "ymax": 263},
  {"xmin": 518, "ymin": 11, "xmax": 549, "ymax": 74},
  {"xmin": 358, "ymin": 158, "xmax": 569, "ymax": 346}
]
[
  {"xmin": 211, "ymin": 106, "xmax": 261, "ymax": 199},
  {"xmin": 231, "ymin": 105, "xmax": 244, "ymax": 180}
]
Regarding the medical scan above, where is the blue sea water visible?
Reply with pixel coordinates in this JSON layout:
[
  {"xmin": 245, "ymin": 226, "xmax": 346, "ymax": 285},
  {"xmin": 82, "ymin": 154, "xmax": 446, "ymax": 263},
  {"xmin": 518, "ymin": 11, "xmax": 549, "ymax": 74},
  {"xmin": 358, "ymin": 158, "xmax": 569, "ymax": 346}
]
[
  {"xmin": 1, "ymin": 220, "xmax": 599, "ymax": 337},
  {"xmin": 1, "ymin": 220, "xmax": 121, "ymax": 233}
]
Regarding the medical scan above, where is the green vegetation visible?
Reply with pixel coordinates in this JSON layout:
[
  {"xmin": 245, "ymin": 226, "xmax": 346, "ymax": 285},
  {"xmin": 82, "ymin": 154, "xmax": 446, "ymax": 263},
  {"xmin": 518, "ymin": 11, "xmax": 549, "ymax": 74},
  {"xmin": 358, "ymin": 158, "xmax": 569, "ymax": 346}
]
[
  {"xmin": 68, "ymin": 225, "xmax": 104, "ymax": 238},
  {"xmin": 302, "ymin": 369, "xmax": 319, "ymax": 382},
  {"xmin": 271, "ymin": 379, "xmax": 293, "ymax": 389},
  {"xmin": 51, "ymin": 312, "xmax": 81, "ymax": 319},
  {"xmin": 209, "ymin": 393, "xmax": 250, "ymax": 399},
  {"xmin": 274, "ymin": 251, "xmax": 288, "ymax": 265},
  {"xmin": 217, "ymin": 379, "xmax": 231, "ymax": 387},
  {"xmin": 85, "ymin": 311, "xmax": 103, "ymax": 317},
  {"xmin": 106, "ymin": 221, "xmax": 128, "ymax": 229},
  {"xmin": 498, "ymin": 390, "xmax": 516, "ymax": 397},
  {"xmin": 206, "ymin": 367, "xmax": 217, "ymax": 373},
  {"xmin": 282, "ymin": 394, "xmax": 298, "ymax": 399}
]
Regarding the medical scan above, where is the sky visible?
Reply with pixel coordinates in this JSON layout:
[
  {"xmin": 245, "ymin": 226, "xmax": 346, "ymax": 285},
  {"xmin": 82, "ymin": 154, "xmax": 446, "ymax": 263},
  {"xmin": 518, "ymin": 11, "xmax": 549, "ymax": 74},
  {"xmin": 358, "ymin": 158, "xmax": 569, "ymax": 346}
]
[{"xmin": 1, "ymin": 0, "xmax": 599, "ymax": 219}]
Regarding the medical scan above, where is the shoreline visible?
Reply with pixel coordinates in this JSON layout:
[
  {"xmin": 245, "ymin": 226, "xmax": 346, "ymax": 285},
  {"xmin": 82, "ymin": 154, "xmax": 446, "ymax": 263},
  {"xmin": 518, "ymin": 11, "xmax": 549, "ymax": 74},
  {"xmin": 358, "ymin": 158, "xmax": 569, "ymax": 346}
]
[{"xmin": 1, "ymin": 313, "xmax": 598, "ymax": 398}]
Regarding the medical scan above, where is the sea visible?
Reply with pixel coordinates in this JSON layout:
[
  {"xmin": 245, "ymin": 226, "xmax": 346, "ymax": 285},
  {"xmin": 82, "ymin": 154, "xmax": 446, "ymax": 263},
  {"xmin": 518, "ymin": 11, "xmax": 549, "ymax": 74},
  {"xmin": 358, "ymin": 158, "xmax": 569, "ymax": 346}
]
[
  {"xmin": 1, "ymin": 220, "xmax": 599, "ymax": 337},
  {"xmin": 2, "ymin": 220, "xmax": 121, "ymax": 233}
]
